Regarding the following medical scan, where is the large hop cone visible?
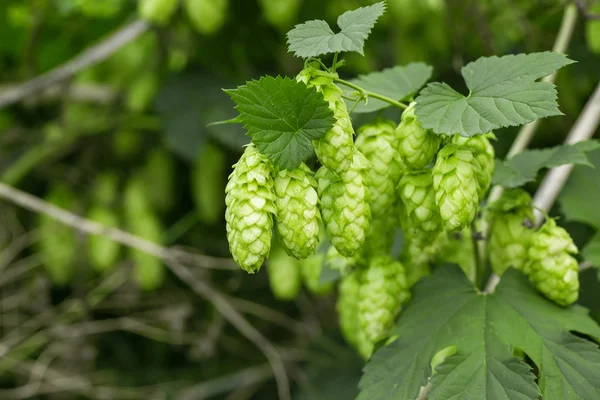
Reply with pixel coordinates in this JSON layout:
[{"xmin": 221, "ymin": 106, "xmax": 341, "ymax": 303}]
[
  {"xmin": 397, "ymin": 170, "xmax": 442, "ymax": 238},
  {"xmin": 274, "ymin": 163, "xmax": 320, "ymax": 259},
  {"xmin": 225, "ymin": 144, "xmax": 276, "ymax": 273},
  {"xmin": 395, "ymin": 102, "xmax": 441, "ymax": 170},
  {"xmin": 317, "ymin": 152, "xmax": 371, "ymax": 257},
  {"xmin": 523, "ymin": 219, "xmax": 579, "ymax": 306},
  {"xmin": 489, "ymin": 189, "xmax": 535, "ymax": 275},
  {"xmin": 358, "ymin": 256, "xmax": 410, "ymax": 343},
  {"xmin": 452, "ymin": 133, "xmax": 495, "ymax": 197},
  {"xmin": 297, "ymin": 67, "xmax": 355, "ymax": 174},
  {"xmin": 267, "ymin": 245, "xmax": 301, "ymax": 300},
  {"xmin": 432, "ymin": 144, "xmax": 482, "ymax": 231}
]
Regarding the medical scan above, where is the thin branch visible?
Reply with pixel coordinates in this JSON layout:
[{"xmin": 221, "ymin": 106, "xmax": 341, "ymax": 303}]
[
  {"xmin": 573, "ymin": 0, "xmax": 600, "ymax": 19},
  {"xmin": 167, "ymin": 261, "xmax": 291, "ymax": 400},
  {"xmin": 334, "ymin": 78, "xmax": 408, "ymax": 110},
  {"xmin": 0, "ymin": 182, "xmax": 235, "ymax": 270},
  {"xmin": 0, "ymin": 20, "xmax": 150, "ymax": 109}
]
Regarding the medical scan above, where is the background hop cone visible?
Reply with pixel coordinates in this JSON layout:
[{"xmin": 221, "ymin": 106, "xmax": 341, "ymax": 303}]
[
  {"xmin": 358, "ymin": 256, "xmax": 410, "ymax": 343},
  {"xmin": 395, "ymin": 102, "xmax": 441, "ymax": 170},
  {"xmin": 452, "ymin": 133, "xmax": 495, "ymax": 197},
  {"xmin": 432, "ymin": 144, "xmax": 482, "ymax": 231},
  {"xmin": 296, "ymin": 67, "xmax": 355, "ymax": 174},
  {"xmin": 300, "ymin": 251, "xmax": 334, "ymax": 295},
  {"xmin": 337, "ymin": 270, "xmax": 362, "ymax": 347},
  {"xmin": 523, "ymin": 219, "xmax": 579, "ymax": 306},
  {"xmin": 225, "ymin": 144, "xmax": 276, "ymax": 273},
  {"xmin": 489, "ymin": 189, "xmax": 535, "ymax": 275},
  {"xmin": 274, "ymin": 163, "xmax": 320, "ymax": 259},
  {"xmin": 267, "ymin": 245, "xmax": 301, "ymax": 301},
  {"xmin": 326, "ymin": 245, "xmax": 356, "ymax": 276},
  {"xmin": 317, "ymin": 152, "xmax": 371, "ymax": 257}
]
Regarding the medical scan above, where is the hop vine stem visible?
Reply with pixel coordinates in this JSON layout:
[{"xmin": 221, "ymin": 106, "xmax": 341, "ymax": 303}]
[
  {"xmin": 480, "ymin": 3, "xmax": 579, "ymax": 293},
  {"xmin": 334, "ymin": 78, "xmax": 408, "ymax": 110}
]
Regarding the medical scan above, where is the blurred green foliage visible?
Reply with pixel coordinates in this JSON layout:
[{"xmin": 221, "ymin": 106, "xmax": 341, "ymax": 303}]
[{"xmin": 0, "ymin": 0, "xmax": 598, "ymax": 398}]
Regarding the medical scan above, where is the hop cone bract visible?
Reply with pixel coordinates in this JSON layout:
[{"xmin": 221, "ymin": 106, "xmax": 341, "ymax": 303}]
[
  {"xmin": 395, "ymin": 102, "xmax": 441, "ymax": 170},
  {"xmin": 358, "ymin": 256, "xmax": 410, "ymax": 343},
  {"xmin": 317, "ymin": 152, "xmax": 371, "ymax": 257},
  {"xmin": 225, "ymin": 144, "xmax": 276, "ymax": 273},
  {"xmin": 523, "ymin": 219, "xmax": 579, "ymax": 306},
  {"xmin": 274, "ymin": 163, "xmax": 320, "ymax": 259},
  {"xmin": 432, "ymin": 144, "xmax": 482, "ymax": 231},
  {"xmin": 489, "ymin": 189, "xmax": 535, "ymax": 275},
  {"xmin": 297, "ymin": 67, "xmax": 354, "ymax": 174},
  {"xmin": 452, "ymin": 133, "xmax": 495, "ymax": 197}
]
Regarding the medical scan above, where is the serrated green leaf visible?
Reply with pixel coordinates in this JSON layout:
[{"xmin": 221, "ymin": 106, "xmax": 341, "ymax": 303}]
[
  {"xmin": 414, "ymin": 52, "xmax": 575, "ymax": 136},
  {"xmin": 345, "ymin": 63, "xmax": 433, "ymax": 113},
  {"xmin": 286, "ymin": 2, "xmax": 385, "ymax": 58},
  {"xmin": 358, "ymin": 266, "xmax": 600, "ymax": 400},
  {"xmin": 225, "ymin": 76, "xmax": 335, "ymax": 170},
  {"xmin": 559, "ymin": 149, "xmax": 600, "ymax": 229},
  {"xmin": 492, "ymin": 140, "xmax": 600, "ymax": 188},
  {"xmin": 582, "ymin": 232, "xmax": 600, "ymax": 270}
]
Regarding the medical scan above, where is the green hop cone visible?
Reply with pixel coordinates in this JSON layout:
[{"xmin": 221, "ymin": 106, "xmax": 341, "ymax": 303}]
[
  {"xmin": 267, "ymin": 245, "xmax": 301, "ymax": 300},
  {"xmin": 452, "ymin": 133, "xmax": 495, "ymax": 197},
  {"xmin": 225, "ymin": 144, "xmax": 277, "ymax": 273},
  {"xmin": 300, "ymin": 252, "xmax": 334, "ymax": 295},
  {"xmin": 358, "ymin": 256, "xmax": 410, "ymax": 343},
  {"xmin": 138, "ymin": 0, "xmax": 178, "ymax": 25},
  {"xmin": 397, "ymin": 170, "xmax": 442, "ymax": 239},
  {"xmin": 489, "ymin": 189, "xmax": 535, "ymax": 275},
  {"xmin": 395, "ymin": 102, "xmax": 441, "ymax": 170},
  {"xmin": 297, "ymin": 67, "xmax": 355, "ymax": 174},
  {"xmin": 274, "ymin": 163, "xmax": 320, "ymax": 259},
  {"xmin": 317, "ymin": 151, "xmax": 371, "ymax": 257},
  {"xmin": 326, "ymin": 245, "xmax": 355, "ymax": 276},
  {"xmin": 432, "ymin": 144, "xmax": 482, "ymax": 231},
  {"xmin": 523, "ymin": 219, "xmax": 579, "ymax": 306}
]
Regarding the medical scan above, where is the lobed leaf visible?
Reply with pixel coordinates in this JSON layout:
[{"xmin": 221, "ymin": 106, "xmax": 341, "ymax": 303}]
[
  {"xmin": 559, "ymin": 149, "xmax": 600, "ymax": 229},
  {"xmin": 358, "ymin": 266, "xmax": 600, "ymax": 400},
  {"xmin": 414, "ymin": 52, "xmax": 575, "ymax": 136},
  {"xmin": 492, "ymin": 140, "xmax": 600, "ymax": 188},
  {"xmin": 346, "ymin": 63, "xmax": 433, "ymax": 113},
  {"xmin": 225, "ymin": 76, "xmax": 335, "ymax": 170},
  {"xmin": 286, "ymin": 2, "xmax": 385, "ymax": 58}
]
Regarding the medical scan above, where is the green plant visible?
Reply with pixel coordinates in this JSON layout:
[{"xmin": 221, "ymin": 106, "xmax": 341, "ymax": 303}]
[{"xmin": 222, "ymin": 2, "xmax": 600, "ymax": 397}]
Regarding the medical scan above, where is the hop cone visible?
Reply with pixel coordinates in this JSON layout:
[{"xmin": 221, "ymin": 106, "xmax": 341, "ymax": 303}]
[
  {"xmin": 523, "ymin": 219, "xmax": 579, "ymax": 306},
  {"xmin": 317, "ymin": 152, "xmax": 371, "ymax": 257},
  {"xmin": 452, "ymin": 133, "xmax": 495, "ymax": 197},
  {"xmin": 337, "ymin": 270, "xmax": 362, "ymax": 347},
  {"xmin": 297, "ymin": 67, "xmax": 354, "ymax": 174},
  {"xmin": 432, "ymin": 144, "xmax": 482, "ymax": 231},
  {"xmin": 397, "ymin": 170, "xmax": 442, "ymax": 239},
  {"xmin": 300, "ymin": 252, "xmax": 334, "ymax": 295},
  {"xmin": 225, "ymin": 145, "xmax": 276, "ymax": 273},
  {"xmin": 326, "ymin": 245, "xmax": 356, "ymax": 276},
  {"xmin": 489, "ymin": 189, "xmax": 535, "ymax": 275},
  {"xmin": 358, "ymin": 256, "xmax": 410, "ymax": 343},
  {"xmin": 267, "ymin": 245, "xmax": 301, "ymax": 300},
  {"xmin": 274, "ymin": 163, "xmax": 320, "ymax": 259},
  {"xmin": 395, "ymin": 102, "xmax": 441, "ymax": 170}
]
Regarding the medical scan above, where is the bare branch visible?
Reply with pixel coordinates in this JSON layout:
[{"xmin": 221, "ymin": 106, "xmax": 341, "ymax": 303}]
[{"xmin": 0, "ymin": 20, "xmax": 149, "ymax": 109}]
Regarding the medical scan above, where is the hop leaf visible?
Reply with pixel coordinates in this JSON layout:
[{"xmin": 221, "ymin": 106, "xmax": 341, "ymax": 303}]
[
  {"xmin": 297, "ymin": 67, "xmax": 356, "ymax": 174},
  {"xmin": 395, "ymin": 102, "xmax": 441, "ymax": 170},
  {"xmin": 317, "ymin": 152, "xmax": 371, "ymax": 257},
  {"xmin": 358, "ymin": 256, "xmax": 410, "ymax": 343},
  {"xmin": 274, "ymin": 163, "xmax": 320, "ymax": 259},
  {"xmin": 523, "ymin": 219, "xmax": 579, "ymax": 306},
  {"xmin": 267, "ymin": 245, "xmax": 301, "ymax": 300},
  {"xmin": 452, "ymin": 133, "xmax": 495, "ymax": 197},
  {"xmin": 432, "ymin": 144, "xmax": 482, "ymax": 231},
  {"xmin": 489, "ymin": 189, "xmax": 535, "ymax": 275},
  {"xmin": 225, "ymin": 145, "xmax": 277, "ymax": 273}
]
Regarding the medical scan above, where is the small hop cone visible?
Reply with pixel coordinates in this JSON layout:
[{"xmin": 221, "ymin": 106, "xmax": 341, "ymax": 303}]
[
  {"xmin": 355, "ymin": 119, "xmax": 404, "ymax": 217},
  {"xmin": 300, "ymin": 252, "xmax": 334, "ymax": 295},
  {"xmin": 274, "ymin": 163, "xmax": 320, "ymax": 259},
  {"xmin": 489, "ymin": 189, "xmax": 535, "ymax": 275},
  {"xmin": 397, "ymin": 170, "xmax": 442, "ymax": 239},
  {"xmin": 395, "ymin": 102, "xmax": 441, "ymax": 170},
  {"xmin": 326, "ymin": 245, "xmax": 356, "ymax": 276},
  {"xmin": 317, "ymin": 152, "xmax": 371, "ymax": 257},
  {"xmin": 225, "ymin": 144, "xmax": 276, "ymax": 273},
  {"xmin": 452, "ymin": 133, "xmax": 495, "ymax": 197},
  {"xmin": 523, "ymin": 219, "xmax": 579, "ymax": 306},
  {"xmin": 337, "ymin": 270, "xmax": 362, "ymax": 347},
  {"xmin": 297, "ymin": 67, "xmax": 354, "ymax": 174},
  {"xmin": 432, "ymin": 145, "xmax": 482, "ymax": 231},
  {"xmin": 267, "ymin": 245, "xmax": 301, "ymax": 300},
  {"xmin": 358, "ymin": 256, "xmax": 410, "ymax": 343}
]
